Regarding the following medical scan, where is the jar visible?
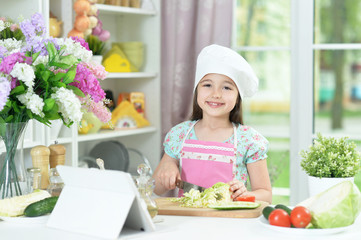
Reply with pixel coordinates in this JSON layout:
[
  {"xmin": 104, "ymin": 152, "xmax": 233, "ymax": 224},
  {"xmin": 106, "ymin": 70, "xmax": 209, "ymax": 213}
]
[
  {"xmin": 47, "ymin": 168, "xmax": 64, "ymax": 196},
  {"xmin": 26, "ymin": 168, "xmax": 41, "ymax": 193}
]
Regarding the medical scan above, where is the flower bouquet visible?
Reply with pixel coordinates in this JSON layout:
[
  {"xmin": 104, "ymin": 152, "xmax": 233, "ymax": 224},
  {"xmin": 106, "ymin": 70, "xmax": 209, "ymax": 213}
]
[{"xmin": 0, "ymin": 13, "xmax": 111, "ymax": 199}]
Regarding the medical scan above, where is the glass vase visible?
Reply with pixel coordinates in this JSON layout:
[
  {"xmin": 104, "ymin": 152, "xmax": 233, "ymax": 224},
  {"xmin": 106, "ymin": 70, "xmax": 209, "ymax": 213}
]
[{"xmin": 0, "ymin": 122, "xmax": 28, "ymax": 199}]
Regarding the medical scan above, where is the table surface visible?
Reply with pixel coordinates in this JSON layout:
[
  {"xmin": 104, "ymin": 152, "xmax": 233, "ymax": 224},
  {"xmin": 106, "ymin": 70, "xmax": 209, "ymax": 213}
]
[{"xmin": 1, "ymin": 214, "xmax": 361, "ymax": 240}]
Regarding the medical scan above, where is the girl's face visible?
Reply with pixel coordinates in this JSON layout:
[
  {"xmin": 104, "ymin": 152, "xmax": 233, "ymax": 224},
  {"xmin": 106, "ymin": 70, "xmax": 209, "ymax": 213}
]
[{"xmin": 196, "ymin": 73, "xmax": 239, "ymax": 120}]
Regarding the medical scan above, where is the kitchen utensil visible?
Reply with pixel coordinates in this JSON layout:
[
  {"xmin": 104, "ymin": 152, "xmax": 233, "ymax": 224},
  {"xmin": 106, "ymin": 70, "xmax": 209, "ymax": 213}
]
[
  {"xmin": 89, "ymin": 141, "xmax": 129, "ymax": 171},
  {"xmin": 155, "ymin": 198, "xmax": 268, "ymax": 218},
  {"xmin": 96, "ymin": 158, "xmax": 105, "ymax": 170},
  {"xmin": 176, "ymin": 179, "xmax": 207, "ymax": 193}
]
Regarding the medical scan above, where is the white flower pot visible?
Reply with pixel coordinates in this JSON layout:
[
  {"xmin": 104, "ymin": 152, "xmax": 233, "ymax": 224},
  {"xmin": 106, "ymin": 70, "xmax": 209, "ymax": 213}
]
[
  {"xmin": 91, "ymin": 55, "xmax": 103, "ymax": 65},
  {"xmin": 308, "ymin": 176, "xmax": 354, "ymax": 196}
]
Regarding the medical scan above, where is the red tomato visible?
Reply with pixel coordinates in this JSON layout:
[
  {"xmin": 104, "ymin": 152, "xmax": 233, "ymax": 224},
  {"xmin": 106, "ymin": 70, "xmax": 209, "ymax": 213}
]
[
  {"xmin": 268, "ymin": 209, "xmax": 291, "ymax": 228},
  {"xmin": 290, "ymin": 206, "xmax": 312, "ymax": 228},
  {"xmin": 234, "ymin": 195, "xmax": 256, "ymax": 202}
]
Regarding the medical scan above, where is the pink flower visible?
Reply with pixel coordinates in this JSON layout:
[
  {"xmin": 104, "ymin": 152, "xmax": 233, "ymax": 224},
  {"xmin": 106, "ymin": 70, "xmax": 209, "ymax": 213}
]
[
  {"xmin": 0, "ymin": 52, "xmax": 32, "ymax": 89},
  {"xmin": 10, "ymin": 24, "xmax": 19, "ymax": 32},
  {"xmin": 79, "ymin": 96, "xmax": 111, "ymax": 123},
  {"xmin": 71, "ymin": 63, "xmax": 105, "ymax": 103}
]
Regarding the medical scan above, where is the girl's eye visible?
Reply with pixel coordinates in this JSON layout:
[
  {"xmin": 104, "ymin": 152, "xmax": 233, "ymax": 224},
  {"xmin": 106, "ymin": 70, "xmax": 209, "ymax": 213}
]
[
  {"xmin": 202, "ymin": 83, "xmax": 211, "ymax": 87},
  {"xmin": 223, "ymin": 86, "xmax": 232, "ymax": 90}
]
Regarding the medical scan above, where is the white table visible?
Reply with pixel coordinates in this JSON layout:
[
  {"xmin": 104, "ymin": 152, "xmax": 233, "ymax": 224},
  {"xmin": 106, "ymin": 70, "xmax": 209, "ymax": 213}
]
[{"xmin": 1, "ymin": 214, "xmax": 361, "ymax": 240}]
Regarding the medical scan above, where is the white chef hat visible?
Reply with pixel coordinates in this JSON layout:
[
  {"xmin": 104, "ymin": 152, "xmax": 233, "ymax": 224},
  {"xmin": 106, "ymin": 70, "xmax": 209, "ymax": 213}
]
[{"xmin": 194, "ymin": 44, "xmax": 259, "ymax": 99}]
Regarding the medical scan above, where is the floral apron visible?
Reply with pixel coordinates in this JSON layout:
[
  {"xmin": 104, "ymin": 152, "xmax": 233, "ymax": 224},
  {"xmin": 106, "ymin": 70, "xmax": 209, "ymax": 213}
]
[{"xmin": 178, "ymin": 121, "xmax": 237, "ymax": 197}]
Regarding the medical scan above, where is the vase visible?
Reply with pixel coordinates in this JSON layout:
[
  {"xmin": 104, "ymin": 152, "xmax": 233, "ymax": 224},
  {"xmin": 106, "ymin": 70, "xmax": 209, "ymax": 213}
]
[
  {"xmin": 308, "ymin": 175, "xmax": 354, "ymax": 197},
  {"xmin": 0, "ymin": 122, "xmax": 28, "ymax": 199}
]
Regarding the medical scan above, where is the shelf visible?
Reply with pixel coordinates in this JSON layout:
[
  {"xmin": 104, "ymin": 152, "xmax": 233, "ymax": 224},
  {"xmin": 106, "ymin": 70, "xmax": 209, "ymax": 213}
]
[
  {"xmin": 96, "ymin": 4, "xmax": 156, "ymax": 16},
  {"xmin": 77, "ymin": 126, "xmax": 157, "ymax": 142},
  {"xmin": 106, "ymin": 72, "xmax": 157, "ymax": 79}
]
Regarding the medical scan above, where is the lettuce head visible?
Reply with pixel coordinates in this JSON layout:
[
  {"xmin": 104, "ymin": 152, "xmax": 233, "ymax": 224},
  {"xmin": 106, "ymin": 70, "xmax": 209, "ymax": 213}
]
[{"xmin": 298, "ymin": 181, "xmax": 361, "ymax": 228}]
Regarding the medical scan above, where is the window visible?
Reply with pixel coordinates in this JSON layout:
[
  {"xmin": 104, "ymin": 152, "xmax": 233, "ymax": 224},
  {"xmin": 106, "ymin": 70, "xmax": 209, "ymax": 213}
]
[{"xmin": 234, "ymin": 0, "xmax": 361, "ymax": 205}]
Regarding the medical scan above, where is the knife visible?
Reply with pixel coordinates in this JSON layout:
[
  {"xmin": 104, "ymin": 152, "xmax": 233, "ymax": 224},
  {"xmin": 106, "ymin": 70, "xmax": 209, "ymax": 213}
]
[{"xmin": 176, "ymin": 179, "xmax": 207, "ymax": 193}]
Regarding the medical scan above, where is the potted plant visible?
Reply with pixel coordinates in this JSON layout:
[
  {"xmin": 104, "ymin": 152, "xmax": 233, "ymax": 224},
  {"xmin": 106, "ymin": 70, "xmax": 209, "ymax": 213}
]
[
  {"xmin": 86, "ymin": 34, "xmax": 106, "ymax": 64},
  {"xmin": 300, "ymin": 133, "xmax": 361, "ymax": 196}
]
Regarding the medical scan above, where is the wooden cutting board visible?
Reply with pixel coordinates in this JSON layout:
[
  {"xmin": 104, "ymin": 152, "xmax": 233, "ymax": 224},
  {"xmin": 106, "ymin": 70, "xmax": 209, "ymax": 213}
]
[{"xmin": 155, "ymin": 197, "xmax": 269, "ymax": 218}]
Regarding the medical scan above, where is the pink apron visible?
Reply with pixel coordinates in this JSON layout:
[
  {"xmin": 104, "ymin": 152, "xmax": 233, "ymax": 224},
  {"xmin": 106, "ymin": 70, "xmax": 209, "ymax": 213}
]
[{"xmin": 178, "ymin": 121, "xmax": 237, "ymax": 197}]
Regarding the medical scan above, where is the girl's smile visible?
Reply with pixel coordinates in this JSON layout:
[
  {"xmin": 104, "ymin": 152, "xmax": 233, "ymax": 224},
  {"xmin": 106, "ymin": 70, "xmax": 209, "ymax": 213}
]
[{"xmin": 197, "ymin": 73, "xmax": 238, "ymax": 119}]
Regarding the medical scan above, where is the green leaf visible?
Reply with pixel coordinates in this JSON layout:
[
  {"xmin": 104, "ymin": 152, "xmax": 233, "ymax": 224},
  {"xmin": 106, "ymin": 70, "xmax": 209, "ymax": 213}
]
[
  {"xmin": 31, "ymin": 51, "xmax": 41, "ymax": 64},
  {"xmin": 59, "ymin": 55, "xmax": 79, "ymax": 66},
  {"xmin": 12, "ymin": 101, "xmax": 20, "ymax": 113},
  {"xmin": 67, "ymin": 85, "xmax": 85, "ymax": 97},
  {"xmin": 49, "ymin": 61, "xmax": 71, "ymax": 69},
  {"xmin": 10, "ymin": 85, "xmax": 25, "ymax": 95},
  {"xmin": 49, "ymin": 72, "xmax": 66, "ymax": 82},
  {"xmin": 63, "ymin": 68, "xmax": 77, "ymax": 84},
  {"xmin": 26, "ymin": 109, "xmax": 33, "ymax": 119},
  {"xmin": 5, "ymin": 115, "xmax": 13, "ymax": 122},
  {"xmin": 46, "ymin": 42, "xmax": 57, "ymax": 61},
  {"xmin": 41, "ymin": 70, "xmax": 52, "ymax": 82},
  {"xmin": 55, "ymin": 82, "xmax": 66, "ymax": 88},
  {"xmin": 43, "ymin": 98, "xmax": 56, "ymax": 112}
]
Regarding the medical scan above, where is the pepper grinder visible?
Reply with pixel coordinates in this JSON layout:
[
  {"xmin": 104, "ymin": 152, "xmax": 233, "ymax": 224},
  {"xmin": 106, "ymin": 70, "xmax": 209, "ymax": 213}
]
[
  {"xmin": 30, "ymin": 145, "xmax": 50, "ymax": 189},
  {"xmin": 49, "ymin": 141, "xmax": 66, "ymax": 168}
]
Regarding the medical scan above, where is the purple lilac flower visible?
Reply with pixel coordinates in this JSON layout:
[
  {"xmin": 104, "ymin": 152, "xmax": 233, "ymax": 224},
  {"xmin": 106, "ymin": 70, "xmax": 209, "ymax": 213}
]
[
  {"xmin": 21, "ymin": 37, "xmax": 60, "ymax": 56},
  {"xmin": 20, "ymin": 13, "xmax": 46, "ymax": 41},
  {"xmin": 71, "ymin": 63, "xmax": 105, "ymax": 103},
  {"xmin": 0, "ymin": 46, "xmax": 7, "ymax": 58},
  {"xmin": 70, "ymin": 36, "xmax": 90, "ymax": 51},
  {"xmin": 20, "ymin": 19, "xmax": 36, "ymax": 40},
  {"xmin": 31, "ymin": 13, "xmax": 46, "ymax": 37},
  {"xmin": 0, "ymin": 77, "xmax": 11, "ymax": 111}
]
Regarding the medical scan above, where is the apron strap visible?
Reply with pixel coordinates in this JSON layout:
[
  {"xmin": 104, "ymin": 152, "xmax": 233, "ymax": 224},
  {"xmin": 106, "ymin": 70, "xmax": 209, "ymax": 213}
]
[{"xmin": 232, "ymin": 123, "xmax": 237, "ymax": 151}]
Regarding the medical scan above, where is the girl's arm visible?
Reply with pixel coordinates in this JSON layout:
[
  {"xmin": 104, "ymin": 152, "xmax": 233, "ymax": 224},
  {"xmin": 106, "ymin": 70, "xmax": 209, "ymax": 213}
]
[
  {"xmin": 229, "ymin": 159, "xmax": 272, "ymax": 203},
  {"xmin": 247, "ymin": 159, "xmax": 272, "ymax": 203},
  {"xmin": 153, "ymin": 153, "xmax": 180, "ymax": 196}
]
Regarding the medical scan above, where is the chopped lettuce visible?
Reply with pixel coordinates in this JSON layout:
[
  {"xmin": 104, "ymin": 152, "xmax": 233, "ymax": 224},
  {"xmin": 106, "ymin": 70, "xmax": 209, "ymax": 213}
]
[
  {"xmin": 298, "ymin": 181, "xmax": 361, "ymax": 228},
  {"xmin": 171, "ymin": 182, "xmax": 232, "ymax": 208}
]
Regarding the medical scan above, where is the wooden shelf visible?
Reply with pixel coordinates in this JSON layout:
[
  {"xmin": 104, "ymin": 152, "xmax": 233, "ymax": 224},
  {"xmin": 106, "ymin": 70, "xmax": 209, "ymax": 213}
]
[
  {"xmin": 96, "ymin": 4, "xmax": 156, "ymax": 16},
  {"xmin": 77, "ymin": 126, "xmax": 157, "ymax": 142},
  {"xmin": 106, "ymin": 72, "xmax": 157, "ymax": 79}
]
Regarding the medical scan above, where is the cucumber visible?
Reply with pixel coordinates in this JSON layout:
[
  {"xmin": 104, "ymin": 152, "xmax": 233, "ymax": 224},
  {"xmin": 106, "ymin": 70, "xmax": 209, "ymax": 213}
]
[
  {"xmin": 24, "ymin": 196, "xmax": 59, "ymax": 217},
  {"xmin": 262, "ymin": 206, "xmax": 275, "ymax": 220},
  {"xmin": 274, "ymin": 204, "xmax": 292, "ymax": 215}
]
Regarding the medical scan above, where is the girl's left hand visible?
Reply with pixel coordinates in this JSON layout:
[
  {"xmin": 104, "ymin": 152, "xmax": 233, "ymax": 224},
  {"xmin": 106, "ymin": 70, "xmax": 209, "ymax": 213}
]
[{"xmin": 228, "ymin": 179, "xmax": 247, "ymax": 199}]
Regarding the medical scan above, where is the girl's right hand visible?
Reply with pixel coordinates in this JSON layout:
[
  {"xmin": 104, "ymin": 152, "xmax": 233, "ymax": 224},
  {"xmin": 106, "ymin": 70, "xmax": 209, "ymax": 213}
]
[{"xmin": 153, "ymin": 154, "xmax": 180, "ymax": 194}]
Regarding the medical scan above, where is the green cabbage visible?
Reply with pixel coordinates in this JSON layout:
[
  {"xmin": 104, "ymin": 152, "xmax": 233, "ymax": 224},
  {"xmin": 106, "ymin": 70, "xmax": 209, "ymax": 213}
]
[
  {"xmin": 172, "ymin": 182, "xmax": 232, "ymax": 208},
  {"xmin": 298, "ymin": 181, "xmax": 361, "ymax": 228}
]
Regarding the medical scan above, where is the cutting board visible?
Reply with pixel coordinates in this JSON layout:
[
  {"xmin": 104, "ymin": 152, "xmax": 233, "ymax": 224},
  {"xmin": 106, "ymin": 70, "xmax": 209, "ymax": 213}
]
[{"xmin": 155, "ymin": 198, "xmax": 269, "ymax": 218}]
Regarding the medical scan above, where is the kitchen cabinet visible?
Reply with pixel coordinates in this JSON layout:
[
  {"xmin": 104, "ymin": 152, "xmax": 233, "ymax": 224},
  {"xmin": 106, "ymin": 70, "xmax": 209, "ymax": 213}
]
[{"xmin": 0, "ymin": 0, "xmax": 161, "ymax": 173}]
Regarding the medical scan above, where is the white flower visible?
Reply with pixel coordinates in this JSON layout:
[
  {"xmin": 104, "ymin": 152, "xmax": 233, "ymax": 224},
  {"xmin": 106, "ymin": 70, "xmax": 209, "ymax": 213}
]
[
  {"xmin": 0, "ymin": 38, "xmax": 23, "ymax": 55},
  {"xmin": 51, "ymin": 87, "xmax": 83, "ymax": 124},
  {"xmin": 10, "ymin": 62, "xmax": 35, "ymax": 91},
  {"xmin": 57, "ymin": 38, "xmax": 92, "ymax": 63},
  {"xmin": 17, "ymin": 91, "xmax": 45, "ymax": 117},
  {"xmin": 0, "ymin": 20, "xmax": 5, "ymax": 32},
  {"xmin": 33, "ymin": 55, "xmax": 48, "ymax": 66}
]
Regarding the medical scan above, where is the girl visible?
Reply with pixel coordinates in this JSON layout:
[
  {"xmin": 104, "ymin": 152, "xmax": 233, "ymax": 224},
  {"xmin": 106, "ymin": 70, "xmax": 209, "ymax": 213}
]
[{"xmin": 153, "ymin": 44, "xmax": 272, "ymax": 203}]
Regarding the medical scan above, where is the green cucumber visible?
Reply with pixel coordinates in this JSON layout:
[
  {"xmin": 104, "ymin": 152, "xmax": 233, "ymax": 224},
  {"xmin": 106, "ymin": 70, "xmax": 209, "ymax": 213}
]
[
  {"xmin": 262, "ymin": 206, "xmax": 275, "ymax": 220},
  {"xmin": 24, "ymin": 196, "xmax": 59, "ymax": 217},
  {"xmin": 208, "ymin": 201, "xmax": 260, "ymax": 210},
  {"xmin": 274, "ymin": 204, "xmax": 292, "ymax": 215}
]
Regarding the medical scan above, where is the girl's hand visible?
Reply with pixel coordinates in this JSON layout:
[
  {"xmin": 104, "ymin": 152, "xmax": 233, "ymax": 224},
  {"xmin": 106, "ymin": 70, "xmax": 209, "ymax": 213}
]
[
  {"xmin": 153, "ymin": 154, "xmax": 180, "ymax": 194},
  {"xmin": 228, "ymin": 179, "xmax": 248, "ymax": 199}
]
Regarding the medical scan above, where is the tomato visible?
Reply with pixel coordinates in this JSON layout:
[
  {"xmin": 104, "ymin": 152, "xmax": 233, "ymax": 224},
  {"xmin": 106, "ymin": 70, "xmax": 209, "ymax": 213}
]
[
  {"xmin": 268, "ymin": 209, "xmax": 291, "ymax": 228},
  {"xmin": 234, "ymin": 195, "xmax": 256, "ymax": 202},
  {"xmin": 290, "ymin": 206, "xmax": 312, "ymax": 228}
]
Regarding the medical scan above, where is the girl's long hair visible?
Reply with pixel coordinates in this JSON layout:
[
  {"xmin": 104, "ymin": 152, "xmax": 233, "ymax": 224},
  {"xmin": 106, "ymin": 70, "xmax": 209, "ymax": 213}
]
[{"xmin": 190, "ymin": 87, "xmax": 243, "ymax": 125}]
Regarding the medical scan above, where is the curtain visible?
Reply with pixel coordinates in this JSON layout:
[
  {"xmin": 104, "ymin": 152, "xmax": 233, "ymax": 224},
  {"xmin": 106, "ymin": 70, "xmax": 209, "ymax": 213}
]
[{"xmin": 160, "ymin": 0, "xmax": 234, "ymax": 143}]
